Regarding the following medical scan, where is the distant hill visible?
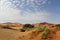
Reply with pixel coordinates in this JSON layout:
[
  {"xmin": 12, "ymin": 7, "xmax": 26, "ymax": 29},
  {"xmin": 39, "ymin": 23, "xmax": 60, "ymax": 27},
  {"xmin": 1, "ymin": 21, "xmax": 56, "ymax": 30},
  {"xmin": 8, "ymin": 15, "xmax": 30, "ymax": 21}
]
[{"xmin": 33, "ymin": 22, "xmax": 55, "ymax": 27}]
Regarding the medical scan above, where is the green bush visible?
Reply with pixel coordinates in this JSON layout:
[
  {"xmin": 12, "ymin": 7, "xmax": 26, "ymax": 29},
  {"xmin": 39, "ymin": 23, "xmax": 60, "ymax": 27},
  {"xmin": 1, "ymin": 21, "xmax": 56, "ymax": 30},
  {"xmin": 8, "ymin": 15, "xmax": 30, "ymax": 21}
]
[
  {"xmin": 23, "ymin": 24, "xmax": 34, "ymax": 28},
  {"xmin": 21, "ymin": 24, "xmax": 34, "ymax": 32},
  {"xmin": 36, "ymin": 26, "xmax": 46, "ymax": 32},
  {"xmin": 30, "ymin": 26, "xmax": 47, "ymax": 36},
  {"xmin": 41, "ymin": 29, "xmax": 51, "ymax": 39},
  {"xmin": 20, "ymin": 29, "xmax": 25, "ymax": 32},
  {"xmin": 33, "ymin": 26, "xmax": 46, "ymax": 32},
  {"xmin": 55, "ymin": 24, "xmax": 60, "ymax": 30}
]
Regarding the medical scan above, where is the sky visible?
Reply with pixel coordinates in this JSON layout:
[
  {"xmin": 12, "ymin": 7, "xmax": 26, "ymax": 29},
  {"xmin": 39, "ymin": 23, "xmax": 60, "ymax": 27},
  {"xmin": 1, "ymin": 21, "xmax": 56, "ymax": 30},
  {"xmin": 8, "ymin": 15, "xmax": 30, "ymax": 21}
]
[{"xmin": 0, "ymin": 0, "xmax": 60, "ymax": 24}]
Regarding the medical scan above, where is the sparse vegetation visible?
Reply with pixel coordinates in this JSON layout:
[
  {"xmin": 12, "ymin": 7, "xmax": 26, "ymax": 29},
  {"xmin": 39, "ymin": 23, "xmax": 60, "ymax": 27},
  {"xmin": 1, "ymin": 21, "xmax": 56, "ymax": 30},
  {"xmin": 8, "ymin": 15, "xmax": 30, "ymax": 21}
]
[
  {"xmin": 1, "ymin": 25, "xmax": 11, "ymax": 29},
  {"xmin": 38, "ymin": 26, "xmax": 46, "ymax": 32},
  {"xmin": 33, "ymin": 26, "xmax": 46, "ymax": 32},
  {"xmin": 1, "ymin": 25, "xmax": 18, "ymax": 30},
  {"xmin": 0, "ymin": 22, "xmax": 60, "ymax": 40},
  {"xmin": 41, "ymin": 29, "xmax": 51, "ymax": 39},
  {"xmin": 55, "ymin": 24, "xmax": 60, "ymax": 30}
]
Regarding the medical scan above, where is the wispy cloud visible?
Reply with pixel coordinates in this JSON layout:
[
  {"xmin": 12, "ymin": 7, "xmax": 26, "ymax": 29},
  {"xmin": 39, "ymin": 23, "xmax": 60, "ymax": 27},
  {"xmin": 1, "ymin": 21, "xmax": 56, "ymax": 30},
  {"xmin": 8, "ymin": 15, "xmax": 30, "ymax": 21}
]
[
  {"xmin": 0, "ymin": 0, "xmax": 50, "ymax": 23},
  {"xmin": 9, "ymin": 0, "xmax": 49, "ymax": 12}
]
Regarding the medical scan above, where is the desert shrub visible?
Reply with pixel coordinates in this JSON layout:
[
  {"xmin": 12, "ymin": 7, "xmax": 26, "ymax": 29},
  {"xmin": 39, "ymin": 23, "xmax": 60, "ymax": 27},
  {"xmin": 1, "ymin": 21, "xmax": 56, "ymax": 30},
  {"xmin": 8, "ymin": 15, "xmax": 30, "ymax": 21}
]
[
  {"xmin": 35, "ymin": 26, "xmax": 46, "ymax": 32},
  {"xmin": 2, "ymin": 25, "xmax": 11, "ymax": 29},
  {"xmin": 55, "ymin": 24, "xmax": 60, "ymax": 30},
  {"xmin": 41, "ymin": 29, "xmax": 51, "ymax": 39},
  {"xmin": 23, "ymin": 24, "xmax": 34, "ymax": 28},
  {"xmin": 20, "ymin": 29, "xmax": 26, "ymax": 32},
  {"xmin": 51, "ymin": 26, "xmax": 55, "ymax": 28},
  {"xmin": 20, "ymin": 24, "xmax": 34, "ymax": 32},
  {"xmin": 1, "ymin": 25, "xmax": 17, "ymax": 30},
  {"xmin": 30, "ymin": 26, "xmax": 47, "ymax": 37},
  {"xmin": 48, "ymin": 26, "xmax": 55, "ymax": 28}
]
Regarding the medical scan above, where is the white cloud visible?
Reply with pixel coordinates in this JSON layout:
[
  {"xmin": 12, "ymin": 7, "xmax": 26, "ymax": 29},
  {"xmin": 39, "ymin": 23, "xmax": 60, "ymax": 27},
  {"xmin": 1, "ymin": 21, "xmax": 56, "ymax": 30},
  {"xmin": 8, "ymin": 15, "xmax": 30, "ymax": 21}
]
[
  {"xmin": 9, "ymin": 0, "xmax": 50, "ymax": 12},
  {"xmin": 0, "ymin": 0, "xmax": 20, "ymax": 21},
  {"xmin": 0, "ymin": 0, "xmax": 50, "ymax": 23},
  {"xmin": 19, "ymin": 11, "xmax": 49, "ymax": 21}
]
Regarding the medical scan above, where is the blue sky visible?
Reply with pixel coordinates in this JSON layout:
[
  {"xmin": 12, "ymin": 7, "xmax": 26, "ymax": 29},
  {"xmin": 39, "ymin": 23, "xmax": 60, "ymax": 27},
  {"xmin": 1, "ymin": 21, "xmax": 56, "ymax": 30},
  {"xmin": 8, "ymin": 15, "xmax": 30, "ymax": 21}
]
[
  {"xmin": 43, "ymin": 0, "xmax": 60, "ymax": 24},
  {"xmin": 0, "ymin": 0, "xmax": 60, "ymax": 24}
]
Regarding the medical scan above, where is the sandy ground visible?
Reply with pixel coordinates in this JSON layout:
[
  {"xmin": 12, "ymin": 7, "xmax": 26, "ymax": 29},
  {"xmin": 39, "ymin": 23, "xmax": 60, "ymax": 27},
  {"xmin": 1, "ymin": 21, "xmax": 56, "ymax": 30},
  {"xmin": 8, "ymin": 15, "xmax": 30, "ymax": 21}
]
[
  {"xmin": 0, "ymin": 28, "xmax": 26, "ymax": 40},
  {"xmin": 0, "ymin": 28, "xmax": 60, "ymax": 40}
]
